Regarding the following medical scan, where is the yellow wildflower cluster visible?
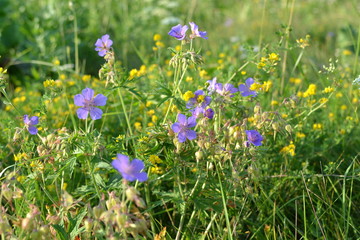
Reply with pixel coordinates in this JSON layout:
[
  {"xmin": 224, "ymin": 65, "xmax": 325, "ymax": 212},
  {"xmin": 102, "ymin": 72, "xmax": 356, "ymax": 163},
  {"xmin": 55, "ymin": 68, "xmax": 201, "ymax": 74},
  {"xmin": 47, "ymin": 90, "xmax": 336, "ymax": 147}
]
[
  {"xmin": 257, "ymin": 53, "xmax": 280, "ymax": 72},
  {"xmin": 199, "ymin": 69, "xmax": 208, "ymax": 79},
  {"xmin": 134, "ymin": 122, "xmax": 142, "ymax": 131},
  {"xmin": 153, "ymin": 34, "xmax": 165, "ymax": 51},
  {"xmin": 149, "ymin": 155, "xmax": 162, "ymax": 164},
  {"xmin": 280, "ymin": 142, "xmax": 296, "ymax": 156},
  {"xmin": 296, "ymin": 132, "xmax": 306, "ymax": 138},
  {"xmin": 296, "ymin": 35, "xmax": 310, "ymax": 49},
  {"xmin": 183, "ymin": 91, "xmax": 195, "ymax": 101},
  {"xmin": 302, "ymin": 84, "xmax": 317, "ymax": 97},
  {"xmin": 14, "ymin": 152, "xmax": 29, "ymax": 162},
  {"xmin": 128, "ymin": 65, "xmax": 147, "ymax": 80},
  {"xmin": 322, "ymin": 86, "xmax": 334, "ymax": 94},
  {"xmin": 149, "ymin": 155, "xmax": 164, "ymax": 174},
  {"xmin": 115, "ymin": 135, "xmax": 125, "ymax": 142},
  {"xmin": 289, "ymin": 77, "xmax": 302, "ymax": 84},
  {"xmin": 313, "ymin": 123, "xmax": 323, "ymax": 130},
  {"xmin": 186, "ymin": 76, "xmax": 193, "ymax": 82}
]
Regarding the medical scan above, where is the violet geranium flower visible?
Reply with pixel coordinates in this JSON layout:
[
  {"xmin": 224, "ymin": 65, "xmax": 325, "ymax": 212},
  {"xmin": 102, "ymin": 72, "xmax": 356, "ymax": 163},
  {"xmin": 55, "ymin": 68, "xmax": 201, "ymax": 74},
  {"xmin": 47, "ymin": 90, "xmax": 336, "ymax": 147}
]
[
  {"xmin": 207, "ymin": 77, "xmax": 219, "ymax": 95},
  {"xmin": 186, "ymin": 90, "xmax": 211, "ymax": 110},
  {"xmin": 239, "ymin": 78, "xmax": 257, "ymax": 97},
  {"xmin": 189, "ymin": 22, "xmax": 208, "ymax": 39},
  {"xmin": 95, "ymin": 34, "xmax": 113, "ymax": 57},
  {"xmin": 112, "ymin": 154, "xmax": 148, "ymax": 182},
  {"xmin": 171, "ymin": 114, "xmax": 197, "ymax": 143},
  {"xmin": 74, "ymin": 88, "xmax": 107, "ymax": 120},
  {"xmin": 216, "ymin": 83, "xmax": 238, "ymax": 97},
  {"xmin": 168, "ymin": 24, "xmax": 188, "ymax": 40},
  {"xmin": 23, "ymin": 115, "xmax": 39, "ymax": 135},
  {"xmin": 245, "ymin": 130, "xmax": 264, "ymax": 146}
]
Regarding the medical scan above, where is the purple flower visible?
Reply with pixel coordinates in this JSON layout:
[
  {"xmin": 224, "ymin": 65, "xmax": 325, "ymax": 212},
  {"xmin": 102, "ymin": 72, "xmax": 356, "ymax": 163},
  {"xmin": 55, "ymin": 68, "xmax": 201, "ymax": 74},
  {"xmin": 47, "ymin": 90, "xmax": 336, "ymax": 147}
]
[
  {"xmin": 23, "ymin": 115, "xmax": 39, "ymax": 135},
  {"xmin": 172, "ymin": 114, "xmax": 197, "ymax": 143},
  {"xmin": 189, "ymin": 22, "xmax": 208, "ymax": 39},
  {"xmin": 204, "ymin": 108, "xmax": 214, "ymax": 119},
  {"xmin": 74, "ymin": 88, "xmax": 107, "ymax": 120},
  {"xmin": 216, "ymin": 83, "xmax": 238, "ymax": 97},
  {"xmin": 186, "ymin": 90, "xmax": 211, "ymax": 109},
  {"xmin": 95, "ymin": 34, "xmax": 113, "ymax": 57},
  {"xmin": 168, "ymin": 24, "xmax": 188, "ymax": 40},
  {"xmin": 112, "ymin": 154, "xmax": 148, "ymax": 182},
  {"xmin": 245, "ymin": 130, "xmax": 264, "ymax": 146},
  {"xmin": 207, "ymin": 77, "xmax": 219, "ymax": 94},
  {"xmin": 239, "ymin": 78, "xmax": 257, "ymax": 97}
]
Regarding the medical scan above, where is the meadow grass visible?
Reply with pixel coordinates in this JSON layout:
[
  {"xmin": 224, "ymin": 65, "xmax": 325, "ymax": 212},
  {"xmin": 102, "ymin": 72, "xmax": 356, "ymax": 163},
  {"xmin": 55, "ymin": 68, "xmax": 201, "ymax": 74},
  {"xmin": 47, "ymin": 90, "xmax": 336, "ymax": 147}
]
[{"xmin": 0, "ymin": 0, "xmax": 359, "ymax": 239}]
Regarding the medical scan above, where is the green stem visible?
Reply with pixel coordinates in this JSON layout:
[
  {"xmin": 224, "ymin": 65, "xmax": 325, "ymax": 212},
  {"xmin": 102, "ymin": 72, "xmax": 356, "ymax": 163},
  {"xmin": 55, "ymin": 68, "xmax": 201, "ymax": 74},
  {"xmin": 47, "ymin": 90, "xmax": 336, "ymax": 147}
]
[
  {"xmin": 87, "ymin": 157, "xmax": 101, "ymax": 200},
  {"xmin": 216, "ymin": 162, "xmax": 233, "ymax": 240},
  {"xmin": 1, "ymin": 88, "xmax": 22, "ymax": 115},
  {"xmin": 117, "ymin": 88, "xmax": 134, "ymax": 138}
]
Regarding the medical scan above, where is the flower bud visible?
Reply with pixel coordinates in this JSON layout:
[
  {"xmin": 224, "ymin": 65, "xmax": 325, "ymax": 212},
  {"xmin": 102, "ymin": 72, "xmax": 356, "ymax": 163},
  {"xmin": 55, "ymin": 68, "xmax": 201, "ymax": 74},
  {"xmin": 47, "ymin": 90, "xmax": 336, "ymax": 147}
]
[
  {"xmin": 254, "ymin": 104, "xmax": 261, "ymax": 114},
  {"xmin": 84, "ymin": 218, "xmax": 93, "ymax": 232},
  {"xmin": 272, "ymin": 122, "xmax": 280, "ymax": 131},
  {"xmin": 195, "ymin": 151, "xmax": 204, "ymax": 161},
  {"xmin": 285, "ymin": 124, "xmax": 292, "ymax": 134},
  {"xmin": 93, "ymin": 205, "xmax": 105, "ymax": 219}
]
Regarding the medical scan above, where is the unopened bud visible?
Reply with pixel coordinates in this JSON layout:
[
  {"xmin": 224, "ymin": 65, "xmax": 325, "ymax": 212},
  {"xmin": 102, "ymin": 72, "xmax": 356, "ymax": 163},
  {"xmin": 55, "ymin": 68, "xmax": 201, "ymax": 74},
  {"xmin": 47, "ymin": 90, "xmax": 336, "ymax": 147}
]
[
  {"xmin": 272, "ymin": 122, "xmax": 280, "ymax": 131},
  {"xmin": 195, "ymin": 151, "xmax": 204, "ymax": 161},
  {"xmin": 285, "ymin": 124, "xmax": 292, "ymax": 134},
  {"xmin": 254, "ymin": 104, "xmax": 261, "ymax": 114}
]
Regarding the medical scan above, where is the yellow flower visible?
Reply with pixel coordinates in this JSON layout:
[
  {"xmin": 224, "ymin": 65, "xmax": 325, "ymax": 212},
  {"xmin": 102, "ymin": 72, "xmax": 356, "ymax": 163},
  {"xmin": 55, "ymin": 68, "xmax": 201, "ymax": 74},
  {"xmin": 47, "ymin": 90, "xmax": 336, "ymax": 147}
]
[
  {"xmin": 115, "ymin": 135, "xmax": 125, "ymax": 142},
  {"xmin": 166, "ymin": 70, "xmax": 173, "ymax": 77},
  {"xmin": 319, "ymin": 98, "xmax": 328, "ymax": 104},
  {"xmin": 249, "ymin": 82, "xmax": 262, "ymax": 91},
  {"xmin": 328, "ymin": 112, "xmax": 334, "ymax": 118},
  {"xmin": 147, "ymin": 122, "xmax": 154, "ymax": 127},
  {"xmin": 281, "ymin": 113, "xmax": 288, "ymax": 118},
  {"xmin": 280, "ymin": 142, "xmax": 296, "ymax": 156},
  {"xmin": 134, "ymin": 122, "xmax": 142, "ymax": 131},
  {"xmin": 303, "ymin": 84, "xmax": 317, "ymax": 97},
  {"xmin": 262, "ymin": 81, "xmax": 272, "ymax": 92},
  {"xmin": 342, "ymin": 49, "xmax": 352, "ymax": 56},
  {"xmin": 146, "ymin": 109, "xmax": 155, "ymax": 116},
  {"xmin": 146, "ymin": 101, "xmax": 153, "ymax": 107},
  {"xmin": 153, "ymin": 34, "xmax": 161, "ymax": 41},
  {"xmin": 152, "ymin": 115, "xmax": 158, "ymax": 123},
  {"xmin": 186, "ymin": 76, "xmax": 193, "ymax": 82},
  {"xmin": 82, "ymin": 75, "xmax": 91, "ymax": 82},
  {"xmin": 149, "ymin": 155, "xmax": 162, "ymax": 164},
  {"xmin": 155, "ymin": 41, "xmax": 165, "ymax": 48},
  {"xmin": 335, "ymin": 92, "xmax": 343, "ymax": 98},
  {"xmin": 296, "ymin": 35, "xmax": 310, "ymax": 48},
  {"xmin": 340, "ymin": 105, "xmax": 347, "ymax": 110},
  {"xmin": 14, "ymin": 153, "xmax": 29, "ymax": 162},
  {"xmin": 271, "ymin": 100, "xmax": 279, "ymax": 106},
  {"xmin": 322, "ymin": 86, "xmax": 334, "ymax": 93},
  {"xmin": 183, "ymin": 91, "xmax": 195, "ymax": 101},
  {"xmin": 296, "ymin": 132, "xmax": 306, "ymax": 138},
  {"xmin": 219, "ymin": 53, "xmax": 226, "ymax": 58},
  {"xmin": 16, "ymin": 175, "xmax": 26, "ymax": 183},
  {"xmin": 289, "ymin": 77, "xmax": 302, "ymax": 84},
  {"xmin": 199, "ymin": 70, "xmax": 208, "ymax": 78},
  {"xmin": 241, "ymin": 71, "xmax": 247, "ymax": 75},
  {"xmin": 175, "ymin": 45, "xmax": 181, "ymax": 52},
  {"xmin": 313, "ymin": 123, "xmax": 323, "ymax": 130},
  {"xmin": 129, "ymin": 69, "xmax": 138, "ymax": 80},
  {"xmin": 352, "ymin": 98, "xmax": 358, "ymax": 104},
  {"xmin": 52, "ymin": 58, "xmax": 60, "ymax": 66},
  {"xmin": 268, "ymin": 53, "xmax": 279, "ymax": 61},
  {"xmin": 150, "ymin": 166, "xmax": 164, "ymax": 174}
]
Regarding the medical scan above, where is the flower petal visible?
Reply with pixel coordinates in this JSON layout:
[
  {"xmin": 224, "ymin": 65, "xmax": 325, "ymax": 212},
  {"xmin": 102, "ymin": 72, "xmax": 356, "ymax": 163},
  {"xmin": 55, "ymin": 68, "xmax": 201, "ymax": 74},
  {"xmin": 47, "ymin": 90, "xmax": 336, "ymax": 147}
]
[
  {"xmin": 74, "ymin": 94, "xmax": 85, "ymax": 106},
  {"xmin": 172, "ymin": 122, "xmax": 181, "ymax": 133},
  {"xmin": 185, "ymin": 129, "xmax": 197, "ymax": 140},
  {"xmin": 245, "ymin": 78, "xmax": 255, "ymax": 86},
  {"xmin": 77, "ymin": 108, "xmax": 89, "ymax": 119},
  {"xmin": 30, "ymin": 116, "xmax": 39, "ymax": 125},
  {"xmin": 187, "ymin": 116, "xmax": 197, "ymax": 128},
  {"xmin": 177, "ymin": 113, "xmax": 187, "ymax": 125},
  {"xmin": 130, "ymin": 159, "xmax": 145, "ymax": 173},
  {"xmin": 93, "ymin": 94, "xmax": 107, "ymax": 106},
  {"xmin": 135, "ymin": 172, "xmax": 148, "ymax": 182},
  {"xmin": 89, "ymin": 107, "xmax": 103, "ymax": 120},
  {"xmin": 23, "ymin": 115, "xmax": 30, "ymax": 124},
  {"xmin": 81, "ymin": 88, "xmax": 95, "ymax": 101},
  {"xmin": 177, "ymin": 132, "xmax": 187, "ymax": 143},
  {"xmin": 28, "ymin": 126, "xmax": 38, "ymax": 135}
]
